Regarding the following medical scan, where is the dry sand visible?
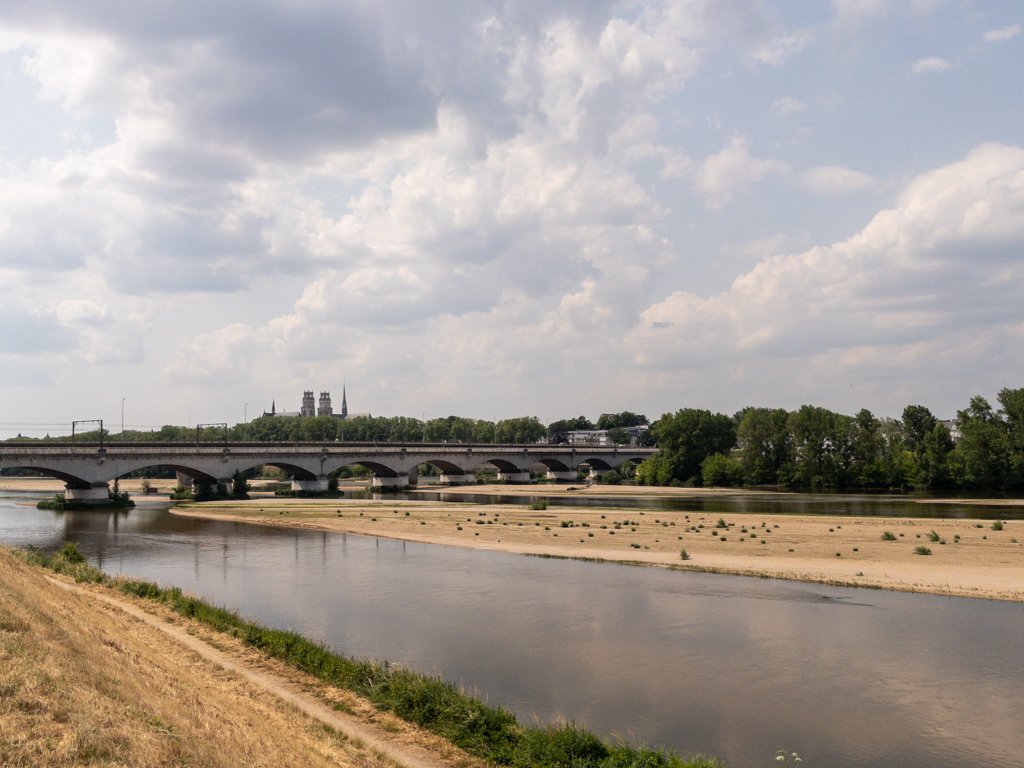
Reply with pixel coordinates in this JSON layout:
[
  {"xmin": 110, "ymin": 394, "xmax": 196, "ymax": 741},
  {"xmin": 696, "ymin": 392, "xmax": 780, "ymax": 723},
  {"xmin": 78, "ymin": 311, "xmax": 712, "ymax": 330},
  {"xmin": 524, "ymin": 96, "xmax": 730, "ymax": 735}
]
[
  {"xmin": 168, "ymin": 483, "xmax": 1024, "ymax": 602},
  {"xmin": 5, "ymin": 477, "xmax": 1022, "ymax": 600}
]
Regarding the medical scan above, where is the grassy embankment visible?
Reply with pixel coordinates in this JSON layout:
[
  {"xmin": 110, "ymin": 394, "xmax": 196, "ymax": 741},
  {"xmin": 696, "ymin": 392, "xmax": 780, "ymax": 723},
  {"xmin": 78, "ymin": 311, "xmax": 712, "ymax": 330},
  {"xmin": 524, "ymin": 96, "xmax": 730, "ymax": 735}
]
[{"xmin": 6, "ymin": 543, "xmax": 722, "ymax": 768}]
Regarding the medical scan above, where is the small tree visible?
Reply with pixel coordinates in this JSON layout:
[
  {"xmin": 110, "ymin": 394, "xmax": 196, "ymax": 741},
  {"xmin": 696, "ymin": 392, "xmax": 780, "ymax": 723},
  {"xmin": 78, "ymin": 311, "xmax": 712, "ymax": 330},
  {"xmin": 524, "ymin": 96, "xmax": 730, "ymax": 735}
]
[{"xmin": 231, "ymin": 470, "xmax": 250, "ymax": 498}]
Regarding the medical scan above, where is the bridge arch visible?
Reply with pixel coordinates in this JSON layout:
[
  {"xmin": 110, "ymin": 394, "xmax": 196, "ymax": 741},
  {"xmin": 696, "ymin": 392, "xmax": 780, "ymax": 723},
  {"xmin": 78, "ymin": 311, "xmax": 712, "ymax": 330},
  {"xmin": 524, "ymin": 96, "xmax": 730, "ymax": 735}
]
[
  {"xmin": 253, "ymin": 461, "xmax": 319, "ymax": 481},
  {"xmin": 535, "ymin": 457, "xmax": 572, "ymax": 472},
  {"xmin": 104, "ymin": 460, "xmax": 220, "ymax": 484},
  {"xmin": 325, "ymin": 459, "xmax": 402, "ymax": 478},
  {"xmin": 2, "ymin": 464, "xmax": 92, "ymax": 489}
]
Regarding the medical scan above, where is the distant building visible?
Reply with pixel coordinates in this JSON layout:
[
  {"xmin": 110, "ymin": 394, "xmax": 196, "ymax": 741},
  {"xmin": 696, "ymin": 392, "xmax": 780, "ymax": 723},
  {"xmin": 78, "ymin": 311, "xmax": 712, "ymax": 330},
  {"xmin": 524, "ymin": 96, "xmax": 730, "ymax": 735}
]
[
  {"xmin": 566, "ymin": 425, "xmax": 650, "ymax": 447},
  {"xmin": 566, "ymin": 429, "xmax": 612, "ymax": 446},
  {"xmin": 318, "ymin": 391, "xmax": 332, "ymax": 417},
  {"xmin": 300, "ymin": 390, "xmax": 316, "ymax": 417},
  {"xmin": 939, "ymin": 419, "xmax": 962, "ymax": 441},
  {"xmin": 263, "ymin": 385, "xmax": 367, "ymax": 420}
]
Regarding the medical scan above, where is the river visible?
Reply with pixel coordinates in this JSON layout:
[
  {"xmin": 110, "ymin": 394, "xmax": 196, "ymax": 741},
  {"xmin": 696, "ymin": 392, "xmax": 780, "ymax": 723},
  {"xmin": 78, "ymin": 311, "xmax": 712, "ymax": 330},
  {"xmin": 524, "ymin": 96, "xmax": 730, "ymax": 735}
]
[{"xmin": 1, "ymin": 489, "xmax": 1022, "ymax": 768}]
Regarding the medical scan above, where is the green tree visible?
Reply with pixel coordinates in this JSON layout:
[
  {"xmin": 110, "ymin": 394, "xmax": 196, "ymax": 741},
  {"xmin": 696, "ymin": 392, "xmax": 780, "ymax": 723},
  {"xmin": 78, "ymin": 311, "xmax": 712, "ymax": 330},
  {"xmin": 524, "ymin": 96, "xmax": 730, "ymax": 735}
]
[
  {"xmin": 950, "ymin": 396, "xmax": 1012, "ymax": 489},
  {"xmin": 547, "ymin": 416, "xmax": 595, "ymax": 444},
  {"xmin": 917, "ymin": 422, "xmax": 954, "ymax": 488},
  {"xmin": 847, "ymin": 409, "xmax": 886, "ymax": 487},
  {"xmin": 997, "ymin": 387, "xmax": 1024, "ymax": 487},
  {"xmin": 787, "ymin": 405, "xmax": 853, "ymax": 488},
  {"xmin": 901, "ymin": 405, "xmax": 938, "ymax": 456},
  {"xmin": 495, "ymin": 416, "xmax": 546, "ymax": 444},
  {"xmin": 231, "ymin": 470, "xmax": 250, "ymax": 498},
  {"xmin": 736, "ymin": 407, "xmax": 791, "ymax": 485},
  {"xmin": 642, "ymin": 409, "xmax": 736, "ymax": 486},
  {"xmin": 701, "ymin": 452, "xmax": 743, "ymax": 487},
  {"xmin": 596, "ymin": 411, "xmax": 648, "ymax": 430}
]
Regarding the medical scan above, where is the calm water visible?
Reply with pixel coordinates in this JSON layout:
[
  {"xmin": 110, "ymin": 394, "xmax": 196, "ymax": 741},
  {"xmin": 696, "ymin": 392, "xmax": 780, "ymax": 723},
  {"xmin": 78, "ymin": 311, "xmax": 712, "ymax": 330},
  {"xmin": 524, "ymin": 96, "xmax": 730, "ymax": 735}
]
[
  {"xmin": 1, "ymin": 490, "xmax": 1022, "ymax": 768},
  {"xmin": 407, "ymin": 487, "xmax": 1024, "ymax": 519}
]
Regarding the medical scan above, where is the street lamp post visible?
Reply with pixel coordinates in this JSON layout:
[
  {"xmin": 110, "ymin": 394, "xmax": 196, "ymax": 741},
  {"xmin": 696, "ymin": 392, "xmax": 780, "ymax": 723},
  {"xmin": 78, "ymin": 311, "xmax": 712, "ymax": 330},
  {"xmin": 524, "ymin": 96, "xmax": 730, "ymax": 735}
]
[
  {"xmin": 244, "ymin": 402, "xmax": 248, "ymax": 441},
  {"xmin": 121, "ymin": 397, "xmax": 126, "ymax": 436}
]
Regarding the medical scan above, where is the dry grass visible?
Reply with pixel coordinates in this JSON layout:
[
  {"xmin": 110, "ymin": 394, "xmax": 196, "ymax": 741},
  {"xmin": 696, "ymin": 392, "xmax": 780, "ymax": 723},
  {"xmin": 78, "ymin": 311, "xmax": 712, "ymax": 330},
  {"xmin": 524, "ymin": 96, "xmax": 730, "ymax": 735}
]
[{"xmin": 0, "ymin": 549, "xmax": 422, "ymax": 767}]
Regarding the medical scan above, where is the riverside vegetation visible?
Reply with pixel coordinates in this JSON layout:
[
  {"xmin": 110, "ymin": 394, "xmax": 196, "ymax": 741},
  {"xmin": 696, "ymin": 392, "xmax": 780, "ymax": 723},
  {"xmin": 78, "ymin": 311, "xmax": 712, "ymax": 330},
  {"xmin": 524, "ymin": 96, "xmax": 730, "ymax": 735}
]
[
  {"xmin": 6, "ymin": 389, "xmax": 1024, "ymax": 494},
  {"xmin": 16, "ymin": 542, "xmax": 722, "ymax": 768}
]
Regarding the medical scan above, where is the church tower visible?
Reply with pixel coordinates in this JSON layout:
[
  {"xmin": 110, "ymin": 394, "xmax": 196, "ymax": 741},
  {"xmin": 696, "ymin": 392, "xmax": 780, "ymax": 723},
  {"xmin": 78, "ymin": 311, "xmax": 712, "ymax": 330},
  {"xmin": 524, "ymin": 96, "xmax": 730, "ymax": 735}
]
[
  {"xmin": 318, "ymin": 391, "xmax": 332, "ymax": 417},
  {"xmin": 341, "ymin": 384, "xmax": 348, "ymax": 419},
  {"xmin": 301, "ymin": 390, "xmax": 316, "ymax": 417}
]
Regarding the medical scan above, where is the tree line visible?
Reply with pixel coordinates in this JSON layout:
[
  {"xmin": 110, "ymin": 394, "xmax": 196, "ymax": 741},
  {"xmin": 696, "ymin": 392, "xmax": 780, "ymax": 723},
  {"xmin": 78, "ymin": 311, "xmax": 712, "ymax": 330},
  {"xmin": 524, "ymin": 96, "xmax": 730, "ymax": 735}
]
[
  {"xmin": 638, "ymin": 387, "xmax": 1024, "ymax": 491},
  {"xmin": 10, "ymin": 410, "xmax": 652, "ymax": 447}
]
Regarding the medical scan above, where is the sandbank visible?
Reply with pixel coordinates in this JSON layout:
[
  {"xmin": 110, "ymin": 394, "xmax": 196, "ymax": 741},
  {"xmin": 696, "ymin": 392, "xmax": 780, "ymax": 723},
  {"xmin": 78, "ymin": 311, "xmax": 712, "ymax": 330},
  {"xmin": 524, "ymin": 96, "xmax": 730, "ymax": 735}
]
[
  {"xmin": 5, "ymin": 477, "xmax": 1021, "ymax": 600},
  {"xmin": 167, "ymin": 484, "xmax": 1024, "ymax": 602}
]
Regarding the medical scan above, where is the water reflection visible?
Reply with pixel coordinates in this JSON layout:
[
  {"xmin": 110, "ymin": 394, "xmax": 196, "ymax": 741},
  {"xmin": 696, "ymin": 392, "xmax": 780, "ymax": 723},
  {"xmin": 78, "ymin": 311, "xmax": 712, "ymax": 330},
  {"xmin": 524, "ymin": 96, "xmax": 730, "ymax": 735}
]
[
  {"xmin": 406, "ymin": 488, "xmax": 1024, "ymax": 519},
  {"xmin": 0, "ymin": 492, "xmax": 1021, "ymax": 768}
]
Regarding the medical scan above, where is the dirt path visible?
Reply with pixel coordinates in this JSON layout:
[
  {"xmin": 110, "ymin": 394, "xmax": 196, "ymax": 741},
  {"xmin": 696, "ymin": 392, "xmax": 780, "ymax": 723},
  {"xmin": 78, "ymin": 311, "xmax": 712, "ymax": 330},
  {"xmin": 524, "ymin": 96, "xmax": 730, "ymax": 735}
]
[{"xmin": 46, "ymin": 576, "xmax": 466, "ymax": 768}]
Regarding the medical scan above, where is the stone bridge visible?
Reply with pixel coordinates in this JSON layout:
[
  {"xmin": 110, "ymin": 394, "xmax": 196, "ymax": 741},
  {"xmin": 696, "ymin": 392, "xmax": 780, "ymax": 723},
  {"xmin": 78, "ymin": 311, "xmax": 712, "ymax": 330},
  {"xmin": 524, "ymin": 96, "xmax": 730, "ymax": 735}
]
[{"xmin": 0, "ymin": 442, "xmax": 657, "ymax": 501}]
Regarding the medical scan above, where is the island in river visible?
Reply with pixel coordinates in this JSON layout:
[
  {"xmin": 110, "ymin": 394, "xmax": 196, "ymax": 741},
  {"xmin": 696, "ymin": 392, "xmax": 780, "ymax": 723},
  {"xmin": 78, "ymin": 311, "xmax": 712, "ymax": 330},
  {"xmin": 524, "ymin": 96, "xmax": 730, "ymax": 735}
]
[
  {"xmin": 178, "ymin": 481, "xmax": 1024, "ymax": 602},
  {"xmin": 5, "ymin": 478, "xmax": 1023, "ymax": 601}
]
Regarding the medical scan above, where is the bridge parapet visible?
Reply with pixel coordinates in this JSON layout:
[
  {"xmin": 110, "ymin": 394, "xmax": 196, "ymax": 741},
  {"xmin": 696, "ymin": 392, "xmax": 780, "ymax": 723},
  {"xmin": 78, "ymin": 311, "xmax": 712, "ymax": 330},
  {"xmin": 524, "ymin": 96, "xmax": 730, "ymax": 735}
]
[{"xmin": 0, "ymin": 442, "xmax": 657, "ymax": 500}]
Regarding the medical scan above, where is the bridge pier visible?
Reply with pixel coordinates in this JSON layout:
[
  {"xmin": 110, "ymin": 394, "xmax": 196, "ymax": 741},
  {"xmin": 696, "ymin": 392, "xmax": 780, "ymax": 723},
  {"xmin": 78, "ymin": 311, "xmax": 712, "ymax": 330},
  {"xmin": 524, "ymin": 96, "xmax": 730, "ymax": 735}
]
[
  {"xmin": 371, "ymin": 474, "xmax": 411, "ymax": 488},
  {"xmin": 439, "ymin": 473, "xmax": 474, "ymax": 485},
  {"xmin": 65, "ymin": 483, "xmax": 110, "ymax": 503},
  {"xmin": 497, "ymin": 470, "xmax": 531, "ymax": 483},
  {"xmin": 291, "ymin": 477, "xmax": 330, "ymax": 493},
  {"xmin": 546, "ymin": 470, "xmax": 578, "ymax": 482}
]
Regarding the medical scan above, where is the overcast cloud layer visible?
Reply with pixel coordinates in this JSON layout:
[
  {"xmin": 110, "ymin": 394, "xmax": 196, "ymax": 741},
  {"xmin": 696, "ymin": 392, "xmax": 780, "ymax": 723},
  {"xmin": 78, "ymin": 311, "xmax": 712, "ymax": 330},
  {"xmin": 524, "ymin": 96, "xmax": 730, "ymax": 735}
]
[{"xmin": 1, "ymin": 0, "xmax": 1022, "ymax": 436}]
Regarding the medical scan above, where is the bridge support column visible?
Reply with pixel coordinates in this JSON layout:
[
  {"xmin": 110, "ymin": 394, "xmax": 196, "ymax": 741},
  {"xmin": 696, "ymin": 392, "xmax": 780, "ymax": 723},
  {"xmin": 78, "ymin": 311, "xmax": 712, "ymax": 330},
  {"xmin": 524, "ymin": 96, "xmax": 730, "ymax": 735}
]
[
  {"xmin": 546, "ymin": 470, "xmax": 577, "ymax": 482},
  {"xmin": 497, "ymin": 471, "xmax": 531, "ymax": 483},
  {"xmin": 291, "ymin": 477, "xmax": 330, "ymax": 493},
  {"xmin": 372, "ymin": 474, "xmax": 411, "ymax": 488},
  {"xmin": 439, "ymin": 473, "xmax": 474, "ymax": 485},
  {"xmin": 65, "ymin": 483, "xmax": 110, "ymax": 503}
]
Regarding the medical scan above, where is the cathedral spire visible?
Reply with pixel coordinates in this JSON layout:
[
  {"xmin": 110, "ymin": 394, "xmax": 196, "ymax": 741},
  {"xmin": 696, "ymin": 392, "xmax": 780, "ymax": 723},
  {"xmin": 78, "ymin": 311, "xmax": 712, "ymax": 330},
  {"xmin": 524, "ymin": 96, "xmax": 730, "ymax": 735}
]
[{"xmin": 341, "ymin": 383, "xmax": 348, "ymax": 418}]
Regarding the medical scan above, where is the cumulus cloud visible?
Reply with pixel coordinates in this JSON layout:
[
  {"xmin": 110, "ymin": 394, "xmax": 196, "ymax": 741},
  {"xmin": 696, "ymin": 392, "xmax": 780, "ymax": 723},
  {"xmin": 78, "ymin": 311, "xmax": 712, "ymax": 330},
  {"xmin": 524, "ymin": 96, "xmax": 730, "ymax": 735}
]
[
  {"xmin": 984, "ymin": 24, "xmax": 1020, "ymax": 43},
  {"xmin": 750, "ymin": 29, "xmax": 813, "ymax": 67},
  {"xmin": 2, "ymin": 2, "xmax": 1021, "ymax": 426},
  {"xmin": 800, "ymin": 165, "xmax": 875, "ymax": 194},
  {"xmin": 830, "ymin": 0, "xmax": 892, "ymax": 30},
  {"xmin": 771, "ymin": 96, "xmax": 805, "ymax": 114},
  {"xmin": 0, "ymin": 304, "xmax": 75, "ymax": 355},
  {"xmin": 912, "ymin": 57, "xmax": 951, "ymax": 74},
  {"xmin": 629, "ymin": 144, "xmax": 1024, "ymax": 378},
  {"xmin": 695, "ymin": 136, "xmax": 788, "ymax": 210}
]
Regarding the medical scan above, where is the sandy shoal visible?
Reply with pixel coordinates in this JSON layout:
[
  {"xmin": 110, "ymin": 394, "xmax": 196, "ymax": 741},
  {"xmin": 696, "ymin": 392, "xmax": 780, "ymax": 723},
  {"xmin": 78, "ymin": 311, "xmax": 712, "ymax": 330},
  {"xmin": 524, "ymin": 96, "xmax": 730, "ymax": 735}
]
[{"xmin": 162, "ymin": 484, "xmax": 1024, "ymax": 602}]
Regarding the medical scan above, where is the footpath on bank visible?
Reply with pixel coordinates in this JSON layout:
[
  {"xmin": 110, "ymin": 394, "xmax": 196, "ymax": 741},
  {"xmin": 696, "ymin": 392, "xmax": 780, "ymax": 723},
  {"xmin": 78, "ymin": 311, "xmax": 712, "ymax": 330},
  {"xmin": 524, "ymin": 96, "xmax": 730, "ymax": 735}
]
[{"xmin": 0, "ymin": 545, "xmax": 722, "ymax": 768}]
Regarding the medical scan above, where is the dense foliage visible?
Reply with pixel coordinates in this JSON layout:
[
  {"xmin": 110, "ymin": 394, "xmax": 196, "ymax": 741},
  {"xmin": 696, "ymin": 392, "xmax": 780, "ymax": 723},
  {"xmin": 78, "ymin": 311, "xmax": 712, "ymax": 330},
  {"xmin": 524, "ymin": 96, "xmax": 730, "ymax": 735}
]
[
  {"xmin": 638, "ymin": 387, "xmax": 1024, "ymax": 491},
  {"xmin": 8, "ymin": 389, "xmax": 1024, "ymax": 491}
]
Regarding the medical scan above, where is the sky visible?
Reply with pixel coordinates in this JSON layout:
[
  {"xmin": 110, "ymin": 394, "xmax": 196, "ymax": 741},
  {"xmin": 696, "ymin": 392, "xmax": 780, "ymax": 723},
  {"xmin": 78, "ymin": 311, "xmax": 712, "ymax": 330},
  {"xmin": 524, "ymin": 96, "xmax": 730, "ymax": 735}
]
[{"xmin": 1, "ymin": 0, "xmax": 1022, "ymax": 438}]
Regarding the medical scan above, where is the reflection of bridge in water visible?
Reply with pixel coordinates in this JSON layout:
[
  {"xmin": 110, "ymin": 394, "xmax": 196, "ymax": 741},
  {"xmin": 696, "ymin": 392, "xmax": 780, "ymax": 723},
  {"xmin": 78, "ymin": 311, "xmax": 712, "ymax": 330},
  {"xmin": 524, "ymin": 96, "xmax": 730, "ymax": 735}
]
[{"xmin": 0, "ymin": 442, "xmax": 657, "ymax": 502}]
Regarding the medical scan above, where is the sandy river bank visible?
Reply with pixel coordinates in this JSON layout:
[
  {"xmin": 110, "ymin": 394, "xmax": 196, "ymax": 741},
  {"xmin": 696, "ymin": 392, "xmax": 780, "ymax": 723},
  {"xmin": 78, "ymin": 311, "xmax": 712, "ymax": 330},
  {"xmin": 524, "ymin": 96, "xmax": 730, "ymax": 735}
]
[
  {"xmin": 161, "ymin": 483, "xmax": 1024, "ymax": 602},
  {"xmin": 5, "ymin": 477, "xmax": 1022, "ymax": 600}
]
